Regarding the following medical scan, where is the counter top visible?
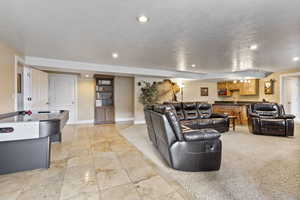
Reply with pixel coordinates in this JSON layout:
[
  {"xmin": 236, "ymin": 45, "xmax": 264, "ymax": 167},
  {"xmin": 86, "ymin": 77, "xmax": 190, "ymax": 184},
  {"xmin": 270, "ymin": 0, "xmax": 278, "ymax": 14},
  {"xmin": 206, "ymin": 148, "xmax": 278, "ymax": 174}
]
[
  {"xmin": 0, "ymin": 111, "xmax": 68, "ymax": 123},
  {"xmin": 213, "ymin": 101, "xmax": 264, "ymax": 106}
]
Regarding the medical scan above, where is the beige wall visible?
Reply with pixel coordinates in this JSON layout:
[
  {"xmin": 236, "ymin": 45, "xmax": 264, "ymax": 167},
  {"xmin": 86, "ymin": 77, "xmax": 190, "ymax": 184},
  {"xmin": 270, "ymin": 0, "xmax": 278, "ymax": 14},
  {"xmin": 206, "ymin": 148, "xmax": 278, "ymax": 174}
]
[
  {"xmin": 259, "ymin": 69, "xmax": 300, "ymax": 103},
  {"xmin": 180, "ymin": 80, "xmax": 220, "ymax": 103},
  {"xmin": 60, "ymin": 69, "xmax": 300, "ymax": 124},
  {"xmin": 77, "ymin": 76, "xmax": 134, "ymax": 122},
  {"xmin": 77, "ymin": 78, "xmax": 95, "ymax": 121},
  {"xmin": 0, "ymin": 42, "xmax": 22, "ymax": 113},
  {"xmin": 114, "ymin": 77, "xmax": 134, "ymax": 120}
]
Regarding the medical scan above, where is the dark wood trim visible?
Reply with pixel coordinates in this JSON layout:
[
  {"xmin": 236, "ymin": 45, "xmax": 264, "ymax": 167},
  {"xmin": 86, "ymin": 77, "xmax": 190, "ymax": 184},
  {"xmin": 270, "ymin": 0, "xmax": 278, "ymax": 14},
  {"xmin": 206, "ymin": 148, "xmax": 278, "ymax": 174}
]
[{"xmin": 94, "ymin": 74, "xmax": 114, "ymax": 79}]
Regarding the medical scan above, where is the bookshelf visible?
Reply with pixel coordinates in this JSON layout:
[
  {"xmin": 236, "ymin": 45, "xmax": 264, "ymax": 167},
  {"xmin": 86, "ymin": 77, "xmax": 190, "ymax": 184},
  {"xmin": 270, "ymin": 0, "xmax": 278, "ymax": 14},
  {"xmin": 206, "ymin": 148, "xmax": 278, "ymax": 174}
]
[{"xmin": 94, "ymin": 75, "xmax": 114, "ymax": 124}]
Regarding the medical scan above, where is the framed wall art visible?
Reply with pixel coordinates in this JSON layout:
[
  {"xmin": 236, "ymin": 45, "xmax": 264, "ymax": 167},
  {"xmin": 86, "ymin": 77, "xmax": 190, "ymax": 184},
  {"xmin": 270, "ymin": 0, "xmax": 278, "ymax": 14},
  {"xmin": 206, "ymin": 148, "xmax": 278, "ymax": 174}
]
[
  {"xmin": 264, "ymin": 79, "xmax": 274, "ymax": 94},
  {"xmin": 201, "ymin": 87, "xmax": 209, "ymax": 96}
]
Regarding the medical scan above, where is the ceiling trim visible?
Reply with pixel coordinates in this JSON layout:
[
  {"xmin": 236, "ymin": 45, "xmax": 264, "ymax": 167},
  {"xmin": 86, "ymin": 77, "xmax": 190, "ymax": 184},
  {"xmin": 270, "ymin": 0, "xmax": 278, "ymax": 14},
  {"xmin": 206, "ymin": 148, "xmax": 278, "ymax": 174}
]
[
  {"xmin": 25, "ymin": 56, "xmax": 269, "ymax": 80},
  {"xmin": 25, "ymin": 56, "xmax": 199, "ymax": 78}
]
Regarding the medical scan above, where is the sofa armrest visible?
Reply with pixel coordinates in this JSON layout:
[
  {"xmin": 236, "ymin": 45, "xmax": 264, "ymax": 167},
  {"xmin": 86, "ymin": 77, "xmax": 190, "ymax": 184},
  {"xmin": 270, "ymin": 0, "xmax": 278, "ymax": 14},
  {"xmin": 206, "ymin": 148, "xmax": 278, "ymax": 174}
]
[
  {"xmin": 286, "ymin": 119, "xmax": 294, "ymax": 136},
  {"xmin": 280, "ymin": 114, "xmax": 296, "ymax": 119},
  {"xmin": 211, "ymin": 113, "xmax": 228, "ymax": 118},
  {"xmin": 182, "ymin": 129, "xmax": 221, "ymax": 142},
  {"xmin": 248, "ymin": 112, "xmax": 260, "ymax": 118}
]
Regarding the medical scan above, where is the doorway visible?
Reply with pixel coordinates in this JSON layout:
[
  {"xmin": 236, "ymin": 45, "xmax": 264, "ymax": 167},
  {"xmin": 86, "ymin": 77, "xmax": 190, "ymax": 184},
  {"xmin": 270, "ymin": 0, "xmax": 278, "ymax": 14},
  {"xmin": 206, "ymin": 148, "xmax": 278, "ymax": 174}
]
[
  {"xmin": 16, "ymin": 63, "xmax": 24, "ymax": 111},
  {"xmin": 49, "ymin": 74, "xmax": 77, "ymax": 123},
  {"xmin": 281, "ymin": 75, "xmax": 300, "ymax": 121},
  {"xmin": 14, "ymin": 56, "xmax": 26, "ymax": 111}
]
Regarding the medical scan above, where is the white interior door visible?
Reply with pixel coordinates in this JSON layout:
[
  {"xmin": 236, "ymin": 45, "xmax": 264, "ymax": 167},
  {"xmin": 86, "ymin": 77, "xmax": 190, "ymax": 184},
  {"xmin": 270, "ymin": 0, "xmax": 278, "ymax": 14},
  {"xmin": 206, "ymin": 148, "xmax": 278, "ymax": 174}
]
[
  {"xmin": 40, "ymin": 71, "xmax": 49, "ymax": 110},
  {"xmin": 23, "ymin": 67, "xmax": 32, "ymax": 110},
  {"xmin": 284, "ymin": 77, "xmax": 300, "ymax": 119},
  {"xmin": 31, "ymin": 68, "xmax": 49, "ymax": 111},
  {"xmin": 49, "ymin": 74, "xmax": 77, "ymax": 123}
]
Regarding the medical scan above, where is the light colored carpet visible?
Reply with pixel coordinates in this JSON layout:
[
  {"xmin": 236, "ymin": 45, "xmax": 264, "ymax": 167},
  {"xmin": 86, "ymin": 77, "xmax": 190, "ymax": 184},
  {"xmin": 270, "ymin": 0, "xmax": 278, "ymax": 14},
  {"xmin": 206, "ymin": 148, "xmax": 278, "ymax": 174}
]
[{"xmin": 120, "ymin": 125, "xmax": 300, "ymax": 200}]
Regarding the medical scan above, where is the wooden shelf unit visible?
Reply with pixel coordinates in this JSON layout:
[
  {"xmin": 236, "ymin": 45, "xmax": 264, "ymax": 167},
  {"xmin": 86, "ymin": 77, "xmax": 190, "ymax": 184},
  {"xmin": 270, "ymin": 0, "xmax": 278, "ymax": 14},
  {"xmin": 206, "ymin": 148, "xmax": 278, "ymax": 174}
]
[
  {"xmin": 217, "ymin": 79, "xmax": 259, "ymax": 97},
  {"xmin": 94, "ymin": 75, "xmax": 115, "ymax": 124}
]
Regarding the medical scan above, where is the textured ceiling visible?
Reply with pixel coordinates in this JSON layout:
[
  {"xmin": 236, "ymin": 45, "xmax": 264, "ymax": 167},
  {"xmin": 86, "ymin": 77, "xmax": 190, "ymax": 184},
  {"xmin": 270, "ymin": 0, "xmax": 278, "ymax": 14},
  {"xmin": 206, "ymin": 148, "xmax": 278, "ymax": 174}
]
[{"xmin": 0, "ymin": 0, "xmax": 300, "ymax": 73}]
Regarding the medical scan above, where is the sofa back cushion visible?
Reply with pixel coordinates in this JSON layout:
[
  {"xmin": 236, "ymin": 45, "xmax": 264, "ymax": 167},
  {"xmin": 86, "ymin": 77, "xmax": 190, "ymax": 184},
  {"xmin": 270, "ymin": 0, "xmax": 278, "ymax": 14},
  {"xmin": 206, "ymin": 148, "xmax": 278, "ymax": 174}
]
[
  {"xmin": 144, "ymin": 104, "xmax": 154, "ymax": 111},
  {"xmin": 252, "ymin": 103, "xmax": 279, "ymax": 118},
  {"xmin": 153, "ymin": 104, "xmax": 174, "ymax": 113},
  {"xmin": 153, "ymin": 104, "xmax": 183, "ymax": 141},
  {"xmin": 197, "ymin": 103, "xmax": 212, "ymax": 119},
  {"xmin": 165, "ymin": 110, "xmax": 184, "ymax": 141},
  {"xmin": 182, "ymin": 102, "xmax": 198, "ymax": 120},
  {"xmin": 165, "ymin": 102, "xmax": 185, "ymax": 120}
]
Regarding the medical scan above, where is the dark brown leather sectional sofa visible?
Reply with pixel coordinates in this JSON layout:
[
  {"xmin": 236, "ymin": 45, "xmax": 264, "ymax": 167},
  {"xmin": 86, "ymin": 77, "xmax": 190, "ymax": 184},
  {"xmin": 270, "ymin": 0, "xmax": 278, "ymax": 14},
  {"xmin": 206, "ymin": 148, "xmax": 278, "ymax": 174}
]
[
  {"xmin": 248, "ymin": 103, "xmax": 295, "ymax": 137},
  {"xmin": 165, "ymin": 102, "xmax": 230, "ymax": 133},
  {"xmin": 144, "ymin": 103, "xmax": 223, "ymax": 171}
]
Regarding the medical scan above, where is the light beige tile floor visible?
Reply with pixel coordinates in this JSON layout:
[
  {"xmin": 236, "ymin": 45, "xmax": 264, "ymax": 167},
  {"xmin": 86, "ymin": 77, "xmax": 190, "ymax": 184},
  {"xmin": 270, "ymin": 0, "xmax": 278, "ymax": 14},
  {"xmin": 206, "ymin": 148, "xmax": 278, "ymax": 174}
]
[{"xmin": 0, "ymin": 124, "xmax": 188, "ymax": 200}]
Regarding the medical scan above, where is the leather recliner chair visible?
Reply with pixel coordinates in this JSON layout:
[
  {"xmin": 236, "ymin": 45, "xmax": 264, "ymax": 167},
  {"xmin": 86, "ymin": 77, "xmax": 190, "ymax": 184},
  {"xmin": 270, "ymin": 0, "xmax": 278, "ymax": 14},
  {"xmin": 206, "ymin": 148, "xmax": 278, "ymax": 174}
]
[
  {"xmin": 248, "ymin": 103, "xmax": 295, "ymax": 137},
  {"xmin": 165, "ymin": 102, "xmax": 229, "ymax": 133},
  {"xmin": 144, "ymin": 104, "xmax": 222, "ymax": 171}
]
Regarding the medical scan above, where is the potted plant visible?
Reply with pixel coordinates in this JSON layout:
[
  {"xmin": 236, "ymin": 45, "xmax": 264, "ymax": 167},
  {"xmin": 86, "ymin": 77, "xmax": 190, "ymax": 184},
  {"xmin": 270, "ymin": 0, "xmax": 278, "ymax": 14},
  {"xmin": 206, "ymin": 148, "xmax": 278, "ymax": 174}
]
[{"xmin": 139, "ymin": 81, "xmax": 158, "ymax": 106}]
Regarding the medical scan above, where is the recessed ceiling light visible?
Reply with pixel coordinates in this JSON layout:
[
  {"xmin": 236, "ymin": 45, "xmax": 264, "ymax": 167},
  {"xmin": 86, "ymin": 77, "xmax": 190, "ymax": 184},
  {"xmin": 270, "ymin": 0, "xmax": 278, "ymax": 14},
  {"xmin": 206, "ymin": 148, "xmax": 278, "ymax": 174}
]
[
  {"xmin": 191, "ymin": 64, "xmax": 196, "ymax": 68},
  {"xmin": 137, "ymin": 15, "xmax": 149, "ymax": 24},
  {"xmin": 85, "ymin": 74, "xmax": 90, "ymax": 78},
  {"xmin": 293, "ymin": 57, "xmax": 299, "ymax": 61},
  {"xmin": 112, "ymin": 53, "xmax": 119, "ymax": 59},
  {"xmin": 249, "ymin": 44, "xmax": 258, "ymax": 50}
]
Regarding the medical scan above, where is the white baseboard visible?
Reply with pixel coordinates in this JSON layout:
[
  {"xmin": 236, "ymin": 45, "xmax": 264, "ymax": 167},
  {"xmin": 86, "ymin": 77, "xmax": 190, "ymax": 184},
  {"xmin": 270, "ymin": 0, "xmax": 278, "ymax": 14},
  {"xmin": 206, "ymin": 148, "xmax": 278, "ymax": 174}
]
[
  {"xmin": 115, "ymin": 117, "xmax": 134, "ymax": 122},
  {"xmin": 72, "ymin": 120, "xmax": 94, "ymax": 124},
  {"xmin": 134, "ymin": 120, "xmax": 146, "ymax": 125}
]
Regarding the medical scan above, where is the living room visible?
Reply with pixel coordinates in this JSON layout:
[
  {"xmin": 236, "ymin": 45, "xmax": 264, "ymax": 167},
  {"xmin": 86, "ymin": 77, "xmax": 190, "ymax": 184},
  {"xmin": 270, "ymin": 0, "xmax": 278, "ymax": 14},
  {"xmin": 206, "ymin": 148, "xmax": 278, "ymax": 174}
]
[{"xmin": 0, "ymin": 1, "xmax": 300, "ymax": 200}]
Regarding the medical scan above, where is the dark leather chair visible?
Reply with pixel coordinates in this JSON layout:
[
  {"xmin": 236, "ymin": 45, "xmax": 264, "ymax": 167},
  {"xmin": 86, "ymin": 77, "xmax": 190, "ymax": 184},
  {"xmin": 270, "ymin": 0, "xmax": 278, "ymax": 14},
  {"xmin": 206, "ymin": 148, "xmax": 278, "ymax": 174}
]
[
  {"xmin": 144, "ymin": 104, "xmax": 222, "ymax": 171},
  {"xmin": 248, "ymin": 103, "xmax": 295, "ymax": 137},
  {"xmin": 164, "ymin": 102, "xmax": 229, "ymax": 133}
]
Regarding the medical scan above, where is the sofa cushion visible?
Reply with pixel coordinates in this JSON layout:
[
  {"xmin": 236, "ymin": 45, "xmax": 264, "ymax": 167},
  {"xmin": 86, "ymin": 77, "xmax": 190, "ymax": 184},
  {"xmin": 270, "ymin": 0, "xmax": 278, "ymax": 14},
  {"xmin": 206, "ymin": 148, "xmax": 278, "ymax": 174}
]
[
  {"xmin": 181, "ymin": 119, "xmax": 198, "ymax": 129},
  {"xmin": 172, "ymin": 102, "xmax": 185, "ymax": 120},
  {"xmin": 197, "ymin": 103, "xmax": 212, "ymax": 119},
  {"xmin": 183, "ymin": 102, "xmax": 198, "ymax": 120},
  {"xmin": 260, "ymin": 118, "xmax": 285, "ymax": 127},
  {"xmin": 183, "ymin": 128, "xmax": 220, "ymax": 142},
  {"xmin": 253, "ymin": 103, "xmax": 279, "ymax": 118},
  {"xmin": 260, "ymin": 119, "xmax": 286, "ymax": 135}
]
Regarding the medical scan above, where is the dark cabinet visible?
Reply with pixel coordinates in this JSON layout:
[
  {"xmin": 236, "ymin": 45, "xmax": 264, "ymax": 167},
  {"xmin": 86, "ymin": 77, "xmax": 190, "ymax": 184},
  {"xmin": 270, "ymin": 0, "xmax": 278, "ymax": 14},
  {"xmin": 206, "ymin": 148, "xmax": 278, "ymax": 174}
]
[{"xmin": 94, "ymin": 75, "xmax": 115, "ymax": 124}]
